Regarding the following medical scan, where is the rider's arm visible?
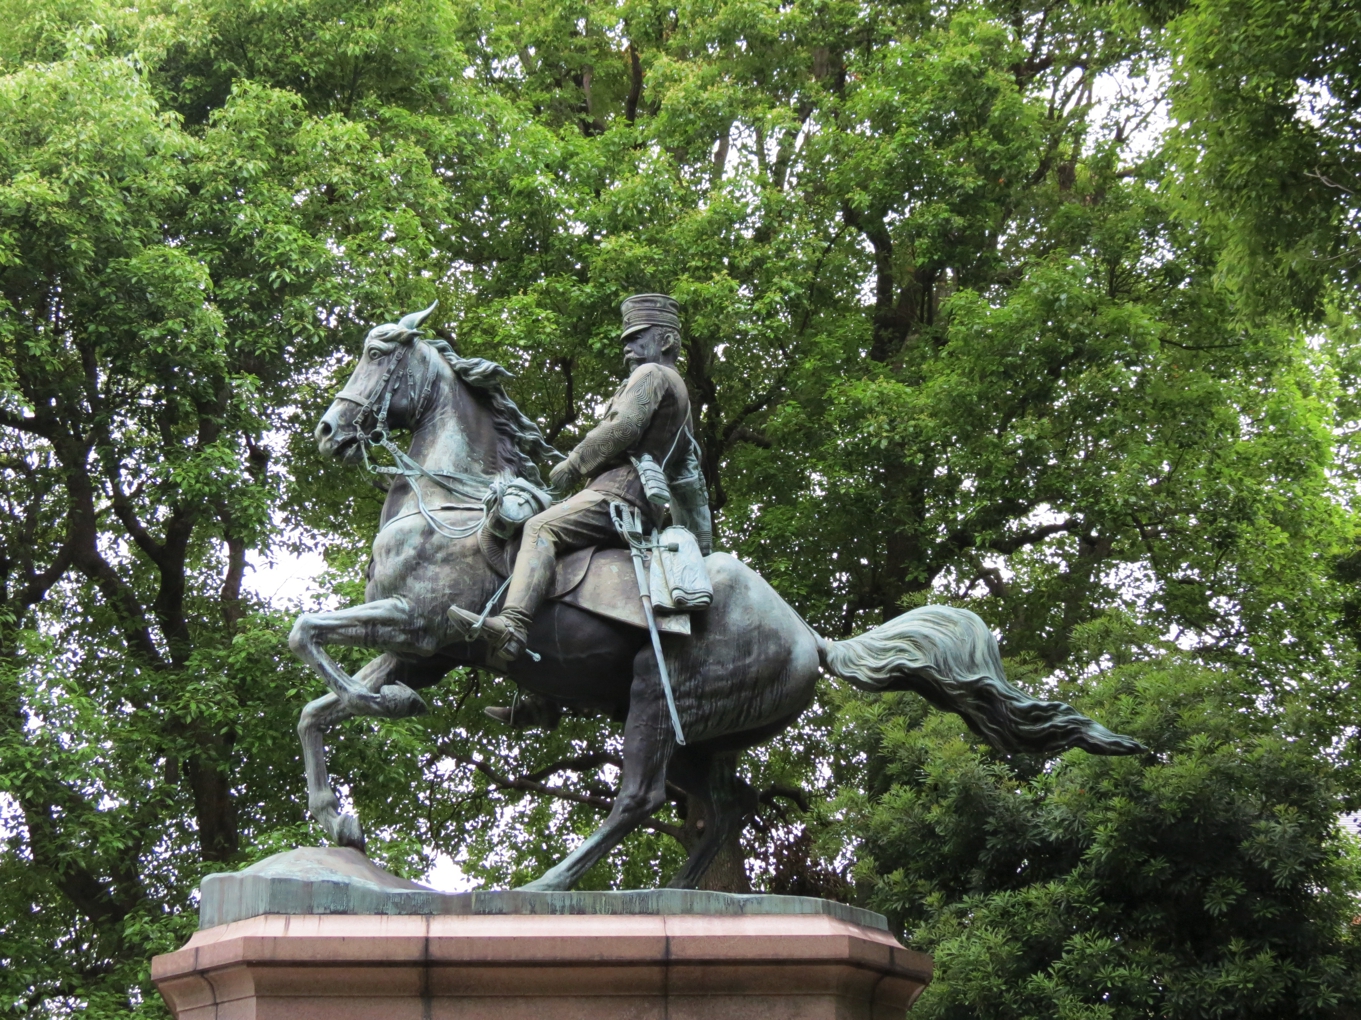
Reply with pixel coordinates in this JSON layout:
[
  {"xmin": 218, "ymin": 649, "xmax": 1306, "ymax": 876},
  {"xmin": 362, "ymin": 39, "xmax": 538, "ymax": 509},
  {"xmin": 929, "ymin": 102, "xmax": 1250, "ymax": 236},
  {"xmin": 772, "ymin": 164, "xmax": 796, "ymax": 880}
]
[{"xmin": 563, "ymin": 364, "xmax": 667, "ymax": 480}]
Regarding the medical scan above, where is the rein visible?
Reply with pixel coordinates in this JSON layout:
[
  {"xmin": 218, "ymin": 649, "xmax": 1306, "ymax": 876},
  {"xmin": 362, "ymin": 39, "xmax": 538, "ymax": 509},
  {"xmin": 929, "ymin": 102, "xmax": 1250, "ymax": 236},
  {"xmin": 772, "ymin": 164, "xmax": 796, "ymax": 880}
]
[
  {"xmin": 324, "ymin": 319, "xmax": 554, "ymax": 654},
  {"xmin": 361, "ymin": 436, "xmax": 491, "ymax": 540}
]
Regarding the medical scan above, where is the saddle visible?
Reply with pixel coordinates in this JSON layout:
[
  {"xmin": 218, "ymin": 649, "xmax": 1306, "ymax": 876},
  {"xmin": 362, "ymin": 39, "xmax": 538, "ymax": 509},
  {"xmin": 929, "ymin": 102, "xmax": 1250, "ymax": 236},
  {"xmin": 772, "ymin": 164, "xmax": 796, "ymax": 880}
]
[
  {"xmin": 475, "ymin": 493, "xmax": 711, "ymax": 636},
  {"xmin": 549, "ymin": 546, "xmax": 693, "ymax": 636}
]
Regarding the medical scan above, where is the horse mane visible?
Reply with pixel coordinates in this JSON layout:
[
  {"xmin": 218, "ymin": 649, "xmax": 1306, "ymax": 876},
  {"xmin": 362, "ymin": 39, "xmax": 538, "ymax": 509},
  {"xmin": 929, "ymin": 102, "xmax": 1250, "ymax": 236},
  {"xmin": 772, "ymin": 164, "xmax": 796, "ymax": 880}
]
[{"xmin": 423, "ymin": 335, "xmax": 562, "ymax": 486}]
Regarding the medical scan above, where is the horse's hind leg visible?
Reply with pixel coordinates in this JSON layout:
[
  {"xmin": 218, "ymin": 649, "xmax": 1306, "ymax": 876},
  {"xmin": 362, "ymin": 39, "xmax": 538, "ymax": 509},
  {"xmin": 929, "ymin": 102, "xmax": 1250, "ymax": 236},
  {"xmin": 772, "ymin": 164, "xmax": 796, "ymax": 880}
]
[
  {"xmin": 666, "ymin": 751, "xmax": 756, "ymax": 890},
  {"xmin": 519, "ymin": 652, "xmax": 675, "ymax": 891}
]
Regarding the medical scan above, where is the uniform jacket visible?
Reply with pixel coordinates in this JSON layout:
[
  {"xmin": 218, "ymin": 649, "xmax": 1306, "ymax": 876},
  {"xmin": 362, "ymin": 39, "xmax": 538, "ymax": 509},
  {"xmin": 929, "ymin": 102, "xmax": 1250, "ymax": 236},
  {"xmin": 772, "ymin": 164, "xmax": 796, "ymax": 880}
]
[{"xmin": 564, "ymin": 362, "xmax": 713, "ymax": 553}]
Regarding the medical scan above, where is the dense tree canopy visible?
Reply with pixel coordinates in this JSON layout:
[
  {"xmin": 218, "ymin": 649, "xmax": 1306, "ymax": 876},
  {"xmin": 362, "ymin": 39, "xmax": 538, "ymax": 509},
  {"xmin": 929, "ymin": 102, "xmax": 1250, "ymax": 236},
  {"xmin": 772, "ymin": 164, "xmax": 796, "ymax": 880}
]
[{"xmin": 0, "ymin": 0, "xmax": 1357, "ymax": 1016}]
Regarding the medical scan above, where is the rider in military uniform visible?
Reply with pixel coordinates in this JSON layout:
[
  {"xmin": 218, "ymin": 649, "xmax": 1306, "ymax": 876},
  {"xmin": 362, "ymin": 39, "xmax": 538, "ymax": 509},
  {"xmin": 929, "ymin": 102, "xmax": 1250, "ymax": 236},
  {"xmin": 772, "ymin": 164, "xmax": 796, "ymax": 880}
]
[{"xmin": 448, "ymin": 294, "xmax": 711, "ymax": 672}]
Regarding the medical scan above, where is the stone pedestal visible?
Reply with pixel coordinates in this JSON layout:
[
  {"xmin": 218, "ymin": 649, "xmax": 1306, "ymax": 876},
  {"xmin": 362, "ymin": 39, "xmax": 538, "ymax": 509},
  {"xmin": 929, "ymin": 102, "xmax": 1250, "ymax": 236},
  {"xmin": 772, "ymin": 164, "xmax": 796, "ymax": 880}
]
[{"xmin": 152, "ymin": 848, "xmax": 931, "ymax": 1020}]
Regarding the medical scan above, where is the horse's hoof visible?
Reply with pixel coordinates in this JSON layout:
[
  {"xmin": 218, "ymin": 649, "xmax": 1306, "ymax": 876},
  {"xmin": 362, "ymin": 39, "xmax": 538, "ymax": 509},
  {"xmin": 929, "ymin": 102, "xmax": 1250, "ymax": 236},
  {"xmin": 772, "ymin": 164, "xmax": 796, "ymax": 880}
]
[
  {"xmin": 336, "ymin": 813, "xmax": 366, "ymax": 853},
  {"xmin": 380, "ymin": 683, "xmax": 428, "ymax": 718},
  {"xmin": 339, "ymin": 689, "xmax": 385, "ymax": 717}
]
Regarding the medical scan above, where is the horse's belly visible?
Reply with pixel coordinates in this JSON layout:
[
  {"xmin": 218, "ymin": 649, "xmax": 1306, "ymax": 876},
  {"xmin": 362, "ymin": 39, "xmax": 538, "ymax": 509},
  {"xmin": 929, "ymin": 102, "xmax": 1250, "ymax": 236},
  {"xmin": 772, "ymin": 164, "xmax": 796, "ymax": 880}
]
[{"xmin": 507, "ymin": 603, "xmax": 640, "ymax": 707}]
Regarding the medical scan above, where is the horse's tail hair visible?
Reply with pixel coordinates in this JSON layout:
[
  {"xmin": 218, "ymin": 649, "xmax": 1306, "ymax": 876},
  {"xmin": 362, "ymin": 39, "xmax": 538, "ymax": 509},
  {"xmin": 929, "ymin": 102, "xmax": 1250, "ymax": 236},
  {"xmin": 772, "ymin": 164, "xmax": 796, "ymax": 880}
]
[{"xmin": 812, "ymin": 606, "xmax": 1144, "ymax": 757}]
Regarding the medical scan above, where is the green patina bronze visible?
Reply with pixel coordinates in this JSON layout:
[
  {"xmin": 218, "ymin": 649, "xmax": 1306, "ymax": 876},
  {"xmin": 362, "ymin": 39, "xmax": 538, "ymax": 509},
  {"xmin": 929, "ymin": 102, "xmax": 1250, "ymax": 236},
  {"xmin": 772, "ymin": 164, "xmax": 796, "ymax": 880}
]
[
  {"xmin": 287, "ymin": 302, "xmax": 1143, "ymax": 893},
  {"xmin": 200, "ymin": 847, "xmax": 889, "ymax": 930}
]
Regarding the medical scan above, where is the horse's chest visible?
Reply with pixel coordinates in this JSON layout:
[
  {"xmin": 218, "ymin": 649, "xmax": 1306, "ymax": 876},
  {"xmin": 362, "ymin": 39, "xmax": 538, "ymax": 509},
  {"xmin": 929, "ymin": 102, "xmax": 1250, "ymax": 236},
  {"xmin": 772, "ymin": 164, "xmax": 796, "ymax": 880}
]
[{"xmin": 369, "ymin": 517, "xmax": 479, "ymax": 605}]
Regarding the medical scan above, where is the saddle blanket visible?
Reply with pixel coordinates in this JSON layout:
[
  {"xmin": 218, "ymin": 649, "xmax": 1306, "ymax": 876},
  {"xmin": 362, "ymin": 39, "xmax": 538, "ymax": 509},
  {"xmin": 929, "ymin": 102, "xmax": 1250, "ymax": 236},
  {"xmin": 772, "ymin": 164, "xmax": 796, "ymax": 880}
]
[{"xmin": 549, "ymin": 546, "xmax": 691, "ymax": 636}]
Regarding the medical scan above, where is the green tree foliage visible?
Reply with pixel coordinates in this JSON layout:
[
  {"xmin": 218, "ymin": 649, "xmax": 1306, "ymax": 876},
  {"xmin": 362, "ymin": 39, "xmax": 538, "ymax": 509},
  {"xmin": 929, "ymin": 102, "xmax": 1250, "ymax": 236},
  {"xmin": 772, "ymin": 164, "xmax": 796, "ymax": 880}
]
[
  {"xmin": 829, "ymin": 654, "xmax": 1361, "ymax": 1019},
  {"xmin": 0, "ymin": 0, "xmax": 1357, "ymax": 1017},
  {"xmin": 1160, "ymin": 0, "xmax": 1361, "ymax": 314}
]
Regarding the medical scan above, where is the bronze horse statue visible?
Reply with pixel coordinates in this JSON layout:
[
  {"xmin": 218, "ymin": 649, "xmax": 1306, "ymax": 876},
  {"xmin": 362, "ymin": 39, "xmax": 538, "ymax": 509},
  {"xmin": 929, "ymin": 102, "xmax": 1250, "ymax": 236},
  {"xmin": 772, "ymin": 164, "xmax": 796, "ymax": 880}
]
[{"xmin": 289, "ymin": 308, "xmax": 1142, "ymax": 891}]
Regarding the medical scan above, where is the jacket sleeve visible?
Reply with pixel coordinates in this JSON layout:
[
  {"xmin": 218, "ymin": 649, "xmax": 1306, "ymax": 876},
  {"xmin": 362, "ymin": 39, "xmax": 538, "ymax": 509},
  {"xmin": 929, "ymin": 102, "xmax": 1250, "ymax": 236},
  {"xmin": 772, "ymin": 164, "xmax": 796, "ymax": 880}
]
[{"xmin": 564, "ymin": 365, "xmax": 667, "ymax": 479}]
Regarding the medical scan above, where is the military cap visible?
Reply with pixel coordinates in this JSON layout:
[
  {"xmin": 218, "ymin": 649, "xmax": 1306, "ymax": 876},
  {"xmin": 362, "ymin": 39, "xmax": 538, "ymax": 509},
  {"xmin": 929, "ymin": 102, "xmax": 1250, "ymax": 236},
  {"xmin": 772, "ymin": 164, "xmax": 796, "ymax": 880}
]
[{"xmin": 620, "ymin": 293, "xmax": 681, "ymax": 339}]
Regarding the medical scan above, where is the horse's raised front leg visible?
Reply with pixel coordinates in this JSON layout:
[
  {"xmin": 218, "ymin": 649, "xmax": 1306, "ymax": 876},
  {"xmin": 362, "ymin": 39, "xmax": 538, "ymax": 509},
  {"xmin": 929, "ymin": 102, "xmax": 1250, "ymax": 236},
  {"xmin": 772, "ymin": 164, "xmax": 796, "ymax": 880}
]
[
  {"xmin": 289, "ymin": 597, "xmax": 430, "ymax": 718},
  {"xmin": 518, "ymin": 652, "xmax": 676, "ymax": 891},
  {"xmin": 297, "ymin": 654, "xmax": 399, "ymax": 851}
]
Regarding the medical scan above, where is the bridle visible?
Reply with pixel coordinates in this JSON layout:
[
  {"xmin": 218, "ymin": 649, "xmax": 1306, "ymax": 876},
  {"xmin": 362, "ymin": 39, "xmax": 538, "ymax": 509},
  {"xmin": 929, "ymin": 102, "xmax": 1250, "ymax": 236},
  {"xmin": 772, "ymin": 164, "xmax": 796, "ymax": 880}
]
[
  {"xmin": 334, "ymin": 339, "xmax": 429, "ymax": 447},
  {"xmin": 331, "ymin": 339, "xmax": 493, "ymax": 540}
]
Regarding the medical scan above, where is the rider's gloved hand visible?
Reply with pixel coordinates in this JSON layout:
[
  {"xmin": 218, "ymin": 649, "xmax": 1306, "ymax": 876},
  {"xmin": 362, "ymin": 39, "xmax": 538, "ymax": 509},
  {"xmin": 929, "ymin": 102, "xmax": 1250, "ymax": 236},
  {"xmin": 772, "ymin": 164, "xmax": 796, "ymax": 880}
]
[{"xmin": 549, "ymin": 458, "xmax": 580, "ymax": 492}]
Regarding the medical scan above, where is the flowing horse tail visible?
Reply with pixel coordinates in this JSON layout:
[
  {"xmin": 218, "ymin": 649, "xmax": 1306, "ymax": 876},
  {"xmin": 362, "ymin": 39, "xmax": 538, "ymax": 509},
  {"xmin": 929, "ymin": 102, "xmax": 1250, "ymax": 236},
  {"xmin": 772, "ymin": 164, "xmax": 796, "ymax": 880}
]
[{"xmin": 812, "ymin": 605, "xmax": 1145, "ymax": 756}]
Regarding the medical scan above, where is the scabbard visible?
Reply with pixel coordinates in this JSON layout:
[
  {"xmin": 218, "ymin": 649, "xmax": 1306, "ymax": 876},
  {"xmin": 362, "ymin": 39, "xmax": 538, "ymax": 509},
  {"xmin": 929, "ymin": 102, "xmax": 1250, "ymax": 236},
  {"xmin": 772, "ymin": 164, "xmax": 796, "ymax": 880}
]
[{"xmin": 616, "ymin": 509, "xmax": 687, "ymax": 746}]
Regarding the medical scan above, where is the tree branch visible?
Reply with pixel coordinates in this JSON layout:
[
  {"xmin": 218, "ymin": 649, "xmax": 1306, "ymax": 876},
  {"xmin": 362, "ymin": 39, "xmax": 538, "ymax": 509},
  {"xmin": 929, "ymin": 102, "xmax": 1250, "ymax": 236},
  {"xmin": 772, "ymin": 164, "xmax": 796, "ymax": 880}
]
[
  {"xmin": 713, "ymin": 123, "xmax": 732, "ymax": 181},
  {"xmin": 523, "ymin": 750, "xmax": 620, "ymax": 783},
  {"xmin": 758, "ymin": 782, "xmax": 810, "ymax": 813},
  {"xmin": 544, "ymin": 357, "xmax": 577, "ymax": 443},
  {"xmin": 446, "ymin": 750, "xmax": 683, "ymax": 840},
  {"xmin": 985, "ymin": 519, "xmax": 1074, "ymax": 555},
  {"xmin": 1304, "ymin": 168, "xmax": 1356, "ymax": 196},
  {"xmin": 728, "ymin": 425, "xmax": 772, "ymax": 448},
  {"xmin": 61, "ymin": 456, "xmax": 167, "ymax": 669},
  {"xmin": 108, "ymin": 486, "xmax": 164, "ymax": 566},
  {"xmin": 0, "ymin": 408, "xmax": 54, "ymax": 437},
  {"xmin": 966, "ymin": 552, "xmax": 1009, "ymax": 598},
  {"xmin": 221, "ymin": 533, "xmax": 246, "ymax": 631}
]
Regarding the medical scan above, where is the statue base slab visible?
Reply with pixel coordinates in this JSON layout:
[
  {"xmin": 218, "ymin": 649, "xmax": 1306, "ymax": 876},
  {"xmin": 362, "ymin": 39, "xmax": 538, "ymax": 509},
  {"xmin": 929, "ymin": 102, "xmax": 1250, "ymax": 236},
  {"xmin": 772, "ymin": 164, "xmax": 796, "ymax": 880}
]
[
  {"xmin": 191, "ymin": 846, "xmax": 891, "ymax": 930},
  {"xmin": 151, "ymin": 847, "xmax": 932, "ymax": 1018},
  {"xmin": 152, "ymin": 911, "xmax": 931, "ymax": 1019}
]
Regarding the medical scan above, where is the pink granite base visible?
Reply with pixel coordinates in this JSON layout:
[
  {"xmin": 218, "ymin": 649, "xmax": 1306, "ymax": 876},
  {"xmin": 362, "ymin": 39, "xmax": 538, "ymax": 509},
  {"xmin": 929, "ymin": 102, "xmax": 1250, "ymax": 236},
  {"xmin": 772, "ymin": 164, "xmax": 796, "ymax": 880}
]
[{"xmin": 152, "ymin": 912, "xmax": 932, "ymax": 1020}]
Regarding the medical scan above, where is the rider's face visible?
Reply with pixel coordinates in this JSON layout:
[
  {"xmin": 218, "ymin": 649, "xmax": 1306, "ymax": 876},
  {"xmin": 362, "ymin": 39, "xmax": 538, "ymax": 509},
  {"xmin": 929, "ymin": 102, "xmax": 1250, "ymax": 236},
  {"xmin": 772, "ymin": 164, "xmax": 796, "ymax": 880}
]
[{"xmin": 623, "ymin": 325, "xmax": 674, "ymax": 372}]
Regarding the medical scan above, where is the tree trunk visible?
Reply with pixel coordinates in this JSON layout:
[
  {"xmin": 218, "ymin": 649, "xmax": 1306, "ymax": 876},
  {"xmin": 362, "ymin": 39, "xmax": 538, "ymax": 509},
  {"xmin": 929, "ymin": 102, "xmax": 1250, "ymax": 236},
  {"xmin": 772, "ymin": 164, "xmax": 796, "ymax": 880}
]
[
  {"xmin": 187, "ymin": 742, "xmax": 240, "ymax": 862},
  {"xmin": 677, "ymin": 792, "xmax": 752, "ymax": 893}
]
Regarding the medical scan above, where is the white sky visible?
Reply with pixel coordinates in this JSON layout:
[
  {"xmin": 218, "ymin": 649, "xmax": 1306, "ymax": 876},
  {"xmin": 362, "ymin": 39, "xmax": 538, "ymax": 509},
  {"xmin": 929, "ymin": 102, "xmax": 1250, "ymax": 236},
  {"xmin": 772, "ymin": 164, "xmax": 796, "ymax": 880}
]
[{"xmin": 244, "ymin": 547, "xmax": 330, "ymax": 605}]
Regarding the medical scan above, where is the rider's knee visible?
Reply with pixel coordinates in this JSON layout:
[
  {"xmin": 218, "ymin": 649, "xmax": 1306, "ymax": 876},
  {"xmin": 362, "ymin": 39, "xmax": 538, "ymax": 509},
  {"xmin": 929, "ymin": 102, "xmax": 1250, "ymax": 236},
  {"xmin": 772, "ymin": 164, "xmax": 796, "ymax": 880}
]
[{"xmin": 521, "ymin": 518, "xmax": 557, "ymax": 555}]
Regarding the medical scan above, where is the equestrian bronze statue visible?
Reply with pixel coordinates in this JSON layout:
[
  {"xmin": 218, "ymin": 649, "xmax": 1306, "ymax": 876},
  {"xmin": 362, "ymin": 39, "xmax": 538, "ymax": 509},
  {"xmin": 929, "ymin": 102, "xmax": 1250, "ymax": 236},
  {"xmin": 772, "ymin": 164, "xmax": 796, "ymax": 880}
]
[{"xmin": 289, "ymin": 298, "xmax": 1143, "ymax": 892}]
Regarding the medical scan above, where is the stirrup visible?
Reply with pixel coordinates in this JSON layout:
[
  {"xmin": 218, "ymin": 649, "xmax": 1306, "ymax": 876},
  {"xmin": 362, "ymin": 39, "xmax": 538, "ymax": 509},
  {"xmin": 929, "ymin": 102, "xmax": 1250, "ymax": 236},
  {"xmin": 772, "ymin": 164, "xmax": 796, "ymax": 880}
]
[{"xmin": 485, "ymin": 695, "xmax": 562, "ymax": 731}]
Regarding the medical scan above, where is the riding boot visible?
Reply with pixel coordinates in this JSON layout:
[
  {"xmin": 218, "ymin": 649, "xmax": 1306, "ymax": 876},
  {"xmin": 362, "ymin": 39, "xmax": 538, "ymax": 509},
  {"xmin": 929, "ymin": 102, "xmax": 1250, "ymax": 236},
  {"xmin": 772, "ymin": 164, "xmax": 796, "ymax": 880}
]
[{"xmin": 448, "ymin": 539, "xmax": 555, "ymax": 667}]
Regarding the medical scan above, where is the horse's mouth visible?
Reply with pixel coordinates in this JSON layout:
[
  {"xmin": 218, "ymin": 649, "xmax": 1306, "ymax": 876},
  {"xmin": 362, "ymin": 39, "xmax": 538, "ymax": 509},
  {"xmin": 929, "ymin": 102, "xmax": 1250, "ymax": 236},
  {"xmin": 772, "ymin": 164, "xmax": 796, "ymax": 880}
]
[{"xmin": 323, "ymin": 432, "xmax": 364, "ymax": 464}]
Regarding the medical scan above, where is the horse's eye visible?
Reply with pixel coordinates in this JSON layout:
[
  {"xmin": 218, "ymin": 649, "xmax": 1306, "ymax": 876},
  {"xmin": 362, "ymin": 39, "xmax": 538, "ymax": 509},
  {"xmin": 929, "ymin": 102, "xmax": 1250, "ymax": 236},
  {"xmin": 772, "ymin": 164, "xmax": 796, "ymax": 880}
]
[{"xmin": 368, "ymin": 348, "xmax": 383, "ymax": 360}]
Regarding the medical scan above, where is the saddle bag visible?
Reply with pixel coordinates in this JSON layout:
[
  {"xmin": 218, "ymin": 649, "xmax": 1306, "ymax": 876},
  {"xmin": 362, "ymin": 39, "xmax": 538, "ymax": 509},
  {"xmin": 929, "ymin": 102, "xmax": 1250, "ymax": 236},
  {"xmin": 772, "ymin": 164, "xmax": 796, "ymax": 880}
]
[
  {"xmin": 648, "ymin": 525, "xmax": 713, "ymax": 611},
  {"xmin": 485, "ymin": 476, "xmax": 554, "ymax": 540}
]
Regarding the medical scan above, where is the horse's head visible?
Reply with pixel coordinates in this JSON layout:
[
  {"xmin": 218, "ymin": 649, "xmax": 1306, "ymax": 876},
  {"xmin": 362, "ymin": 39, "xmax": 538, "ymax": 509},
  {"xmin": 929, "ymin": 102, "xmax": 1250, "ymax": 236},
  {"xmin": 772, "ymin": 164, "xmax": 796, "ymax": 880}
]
[{"xmin": 315, "ymin": 303, "xmax": 444, "ymax": 463}]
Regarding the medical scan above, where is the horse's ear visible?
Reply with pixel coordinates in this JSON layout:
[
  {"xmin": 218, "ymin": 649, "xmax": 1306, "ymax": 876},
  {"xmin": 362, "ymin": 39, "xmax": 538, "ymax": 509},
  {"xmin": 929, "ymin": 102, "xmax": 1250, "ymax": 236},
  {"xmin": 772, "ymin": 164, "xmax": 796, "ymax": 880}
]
[{"xmin": 398, "ymin": 301, "xmax": 438, "ymax": 333}]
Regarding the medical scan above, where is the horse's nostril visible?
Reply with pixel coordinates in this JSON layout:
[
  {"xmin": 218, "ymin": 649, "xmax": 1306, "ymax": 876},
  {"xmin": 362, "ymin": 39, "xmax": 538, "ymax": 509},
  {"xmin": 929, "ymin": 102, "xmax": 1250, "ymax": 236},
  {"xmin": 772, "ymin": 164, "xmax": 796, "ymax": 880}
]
[{"xmin": 317, "ymin": 421, "xmax": 333, "ymax": 439}]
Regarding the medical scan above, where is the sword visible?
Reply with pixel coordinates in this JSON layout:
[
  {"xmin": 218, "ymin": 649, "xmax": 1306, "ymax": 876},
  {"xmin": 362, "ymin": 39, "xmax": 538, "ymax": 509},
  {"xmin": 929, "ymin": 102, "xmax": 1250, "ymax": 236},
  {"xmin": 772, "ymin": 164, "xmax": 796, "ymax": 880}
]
[{"xmin": 610, "ymin": 502, "xmax": 686, "ymax": 746}]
